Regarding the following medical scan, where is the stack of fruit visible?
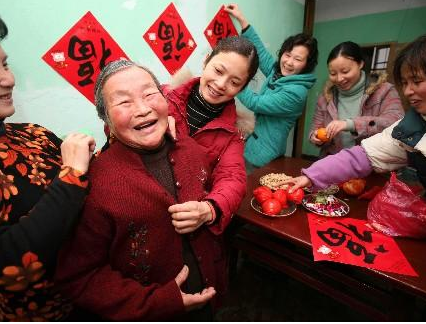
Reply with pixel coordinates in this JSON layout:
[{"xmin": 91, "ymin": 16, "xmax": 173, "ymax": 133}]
[{"xmin": 252, "ymin": 186, "xmax": 304, "ymax": 216}]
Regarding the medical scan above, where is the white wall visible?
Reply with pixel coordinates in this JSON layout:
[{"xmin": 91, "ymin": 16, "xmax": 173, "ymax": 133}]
[{"xmin": 3, "ymin": 0, "xmax": 304, "ymax": 151}]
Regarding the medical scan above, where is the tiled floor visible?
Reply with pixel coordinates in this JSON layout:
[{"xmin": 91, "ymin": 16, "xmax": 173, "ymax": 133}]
[{"xmin": 215, "ymin": 257, "xmax": 371, "ymax": 322}]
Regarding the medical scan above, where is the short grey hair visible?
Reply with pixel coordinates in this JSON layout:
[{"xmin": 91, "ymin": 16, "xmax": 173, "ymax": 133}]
[{"xmin": 94, "ymin": 59, "xmax": 162, "ymax": 122}]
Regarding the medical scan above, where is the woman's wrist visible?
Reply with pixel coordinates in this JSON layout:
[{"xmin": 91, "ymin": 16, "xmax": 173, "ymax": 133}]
[
  {"xmin": 240, "ymin": 19, "xmax": 249, "ymax": 30},
  {"xmin": 60, "ymin": 165, "xmax": 85, "ymax": 176},
  {"xmin": 59, "ymin": 165, "xmax": 89, "ymax": 188},
  {"xmin": 204, "ymin": 201, "xmax": 216, "ymax": 225}
]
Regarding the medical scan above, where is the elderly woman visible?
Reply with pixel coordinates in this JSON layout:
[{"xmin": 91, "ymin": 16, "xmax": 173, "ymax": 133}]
[
  {"xmin": 55, "ymin": 60, "xmax": 227, "ymax": 321},
  {"xmin": 0, "ymin": 17, "xmax": 95, "ymax": 321}
]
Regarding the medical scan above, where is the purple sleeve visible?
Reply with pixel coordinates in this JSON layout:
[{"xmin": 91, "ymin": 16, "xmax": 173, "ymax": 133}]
[{"xmin": 302, "ymin": 146, "xmax": 373, "ymax": 190}]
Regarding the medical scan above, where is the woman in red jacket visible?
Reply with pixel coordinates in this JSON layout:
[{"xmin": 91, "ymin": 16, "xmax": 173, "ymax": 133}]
[
  {"xmin": 164, "ymin": 36, "xmax": 259, "ymax": 235},
  {"xmin": 56, "ymin": 60, "xmax": 225, "ymax": 321}
]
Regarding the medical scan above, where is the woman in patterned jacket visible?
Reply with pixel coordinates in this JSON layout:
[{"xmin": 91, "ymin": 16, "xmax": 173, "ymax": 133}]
[{"xmin": 0, "ymin": 17, "xmax": 95, "ymax": 321}]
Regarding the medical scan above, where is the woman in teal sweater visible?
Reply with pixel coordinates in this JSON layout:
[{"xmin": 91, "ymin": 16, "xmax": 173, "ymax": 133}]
[{"xmin": 226, "ymin": 4, "xmax": 318, "ymax": 171}]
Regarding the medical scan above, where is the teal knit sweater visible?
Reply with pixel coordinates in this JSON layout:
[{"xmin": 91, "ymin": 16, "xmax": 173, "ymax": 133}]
[{"xmin": 238, "ymin": 25, "xmax": 316, "ymax": 167}]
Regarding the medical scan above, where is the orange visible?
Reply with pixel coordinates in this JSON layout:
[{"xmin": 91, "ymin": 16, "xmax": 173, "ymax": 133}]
[{"xmin": 316, "ymin": 128, "xmax": 329, "ymax": 142}]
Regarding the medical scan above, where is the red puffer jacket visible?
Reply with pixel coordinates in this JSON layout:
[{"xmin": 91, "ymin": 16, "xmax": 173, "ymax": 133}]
[{"xmin": 163, "ymin": 77, "xmax": 246, "ymax": 235}]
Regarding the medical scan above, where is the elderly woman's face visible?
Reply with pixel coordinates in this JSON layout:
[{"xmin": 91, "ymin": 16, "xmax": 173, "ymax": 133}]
[
  {"xmin": 0, "ymin": 45, "xmax": 15, "ymax": 119},
  {"xmin": 103, "ymin": 66, "xmax": 168, "ymax": 150}
]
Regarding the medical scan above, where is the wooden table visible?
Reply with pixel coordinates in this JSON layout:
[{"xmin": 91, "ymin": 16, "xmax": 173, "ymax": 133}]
[{"xmin": 230, "ymin": 157, "xmax": 426, "ymax": 320}]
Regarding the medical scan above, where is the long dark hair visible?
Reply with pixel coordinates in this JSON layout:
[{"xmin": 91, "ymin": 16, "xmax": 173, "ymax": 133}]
[
  {"xmin": 204, "ymin": 36, "xmax": 259, "ymax": 89},
  {"xmin": 0, "ymin": 17, "xmax": 8, "ymax": 41},
  {"xmin": 276, "ymin": 33, "xmax": 318, "ymax": 74},
  {"xmin": 393, "ymin": 34, "xmax": 426, "ymax": 88}
]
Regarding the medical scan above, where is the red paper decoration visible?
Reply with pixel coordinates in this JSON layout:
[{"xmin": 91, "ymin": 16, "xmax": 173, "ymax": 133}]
[
  {"xmin": 307, "ymin": 213, "xmax": 418, "ymax": 276},
  {"xmin": 143, "ymin": 3, "xmax": 197, "ymax": 75},
  {"xmin": 204, "ymin": 5, "xmax": 239, "ymax": 48},
  {"xmin": 42, "ymin": 11, "xmax": 129, "ymax": 104}
]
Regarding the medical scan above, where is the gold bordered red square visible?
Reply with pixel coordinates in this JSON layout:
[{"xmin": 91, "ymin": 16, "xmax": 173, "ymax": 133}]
[
  {"xmin": 143, "ymin": 3, "xmax": 197, "ymax": 75},
  {"xmin": 204, "ymin": 5, "xmax": 238, "ymax": 48},
  {"xmin": 42, "ymin": 11, "xmax": 129, "ymax": 104}
]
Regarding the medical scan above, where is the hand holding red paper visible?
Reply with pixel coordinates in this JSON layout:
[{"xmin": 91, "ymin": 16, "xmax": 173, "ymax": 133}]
[{"xmin": 204, "ymin": 5, "xmax": 239, "ymax": 48}]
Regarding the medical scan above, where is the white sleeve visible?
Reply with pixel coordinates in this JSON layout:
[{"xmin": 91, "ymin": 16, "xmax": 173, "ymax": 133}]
[
  {"xmin": 414, "ymin": 133, "xmax": 426, "ymax": 157},
  {"xmin": 361, "ymin": 120, "xmax": 408, "ymax": 173}
]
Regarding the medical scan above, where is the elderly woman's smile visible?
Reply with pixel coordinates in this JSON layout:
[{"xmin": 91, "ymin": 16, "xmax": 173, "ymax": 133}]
[
  {"xmin": 102, "ymin": 66, "xmax": 169, "ymax": 150},
  {"xmin": 133, "ymin": 118, "xmax": 158, "ymax": 131}
]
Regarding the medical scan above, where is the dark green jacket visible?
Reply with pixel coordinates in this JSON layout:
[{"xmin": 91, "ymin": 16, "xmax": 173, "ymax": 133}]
[{"xmin": 392, "ymin": 107, "xmax": 426, "ymax": 188}]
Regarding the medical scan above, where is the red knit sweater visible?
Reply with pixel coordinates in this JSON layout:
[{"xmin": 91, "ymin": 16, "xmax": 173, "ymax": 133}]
[{"xmin": 55, "ymin": 137, "xmax": 227, "ymax": 321}]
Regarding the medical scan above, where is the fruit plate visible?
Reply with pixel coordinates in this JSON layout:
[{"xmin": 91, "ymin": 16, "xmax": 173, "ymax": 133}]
[
  {"xmin": 301, "ymin": 194, "xmax": 349, "ymax": 217},
  {"xmin": 250, "ymin": 197, "xmax": 297, "ymax": 217}
]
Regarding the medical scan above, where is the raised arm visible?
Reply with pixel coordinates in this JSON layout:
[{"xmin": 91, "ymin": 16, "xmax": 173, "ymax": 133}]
[
  {"xmin": 237, "ymin": 83, "xmax": 307, "ymax": 117},
  {"xmin": 226, "ymin": 4, "xmax": 276, "ymax": 75}
]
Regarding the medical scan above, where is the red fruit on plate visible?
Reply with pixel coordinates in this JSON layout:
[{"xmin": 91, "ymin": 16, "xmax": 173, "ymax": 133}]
[
  {"xmin": 253, "ymin": 186, "xmax": 273, "ymax": 203},
  {"xmin": 272, "ymin": 189, "xmax": 287, "ymax": 206},
  {"xmin": 261, "ymin": 198, "xmax": 282, "ymax": 215},
  {"xmin": 287, "ymin": 188, "xmax": 304, "ymax": 204},
  {"xmin": 342, "ymin": 178, "xmax": 366, "ymax": 196}
]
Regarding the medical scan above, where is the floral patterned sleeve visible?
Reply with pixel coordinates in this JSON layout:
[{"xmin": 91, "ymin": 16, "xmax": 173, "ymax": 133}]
[
  {"xmin": 0, "ymin": 170, "xmax": 88, "ymax": 270},
  {"xmin": 0, "ymin": 123, "xmax": 92, "ymax": 321}
]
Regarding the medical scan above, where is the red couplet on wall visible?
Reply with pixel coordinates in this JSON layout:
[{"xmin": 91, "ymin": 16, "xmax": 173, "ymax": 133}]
[
  {"xmin": 143, "ymin": 3, "xmax": 197, "ymax": 75},
  {"xmin": 204, "ymin": 5, "xmax": 239, "ymax": 48},
  {"xmin": 42, "ymin": 11, "xmax": 129, "ymax": 104}
]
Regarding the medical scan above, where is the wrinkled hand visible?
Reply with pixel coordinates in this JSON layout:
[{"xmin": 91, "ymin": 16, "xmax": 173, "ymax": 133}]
[
  {"xmin": 325, "ymin": 120, "xmax": 347, "ymax": 140},
  {"xmin": 224, "ymin": 4, "xmax": 249, "ymax": 29},
  {"xmin": 310, "ymin": 130, "xmax": 325, "ymax": 146},
  {"xmin": 61, "ymin": 133, "xmax": 96, "ymax": 174},
  {"xmin": 168, "ymin": 201, "xmax": 212, "ymax": 234},
  {"xmin": 167, "ymin": 116, "xmax": 177, "ymax": 140},
  {"xmin": 276, "ymin": 175, "xmax": 312, "ymax": 193},
  {"xmin": 175, "ymin": 265, "xmax": 216, "ymax": 312}
]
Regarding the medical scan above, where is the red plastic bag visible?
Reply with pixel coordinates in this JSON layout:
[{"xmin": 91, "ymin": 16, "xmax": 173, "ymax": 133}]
[
  {"xmin": 367, "ymin": 172, "xmax": 426, "ymax": 238},
  {"xmin": 358, "ymin": 185, "xmax": 382, "ymax": 200}
]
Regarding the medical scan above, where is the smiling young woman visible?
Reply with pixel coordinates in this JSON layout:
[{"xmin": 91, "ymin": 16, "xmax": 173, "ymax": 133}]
[
  {"xmin": 163, "ymin": 35, "xmax": 259, "ymax": 236},
  {"xmin": 309, "ymin": 41, "xmax": 404, "ymax": 156},
  {"xmin": 275, "ymin": 34, "xmax": 426, "ymax": 225},
  {"xmin": 225, "ymin": 3, "xmax": 318, "ymax": 171}
]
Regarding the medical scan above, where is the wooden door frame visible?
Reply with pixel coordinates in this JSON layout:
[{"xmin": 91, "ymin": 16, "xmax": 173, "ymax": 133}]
[{"xmin": 292, "ymin": 0, "xmax": 316, "ymax": 158}]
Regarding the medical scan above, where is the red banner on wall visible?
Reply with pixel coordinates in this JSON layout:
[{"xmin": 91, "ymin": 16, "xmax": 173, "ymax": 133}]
[
  {"xmin": 143, "ymin": 2, "xmax": 197, "ymax": 75},
  {"xmin": 307, "ymin": 213, "xmax": 418, "ymax": 276},
  {"xmin": 204, "ymin": 5, "xmax": 239, "ymax": 48},
  {"xmin": 42, "ymin": 11, "xmax": 129, "ymax": 104}
]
